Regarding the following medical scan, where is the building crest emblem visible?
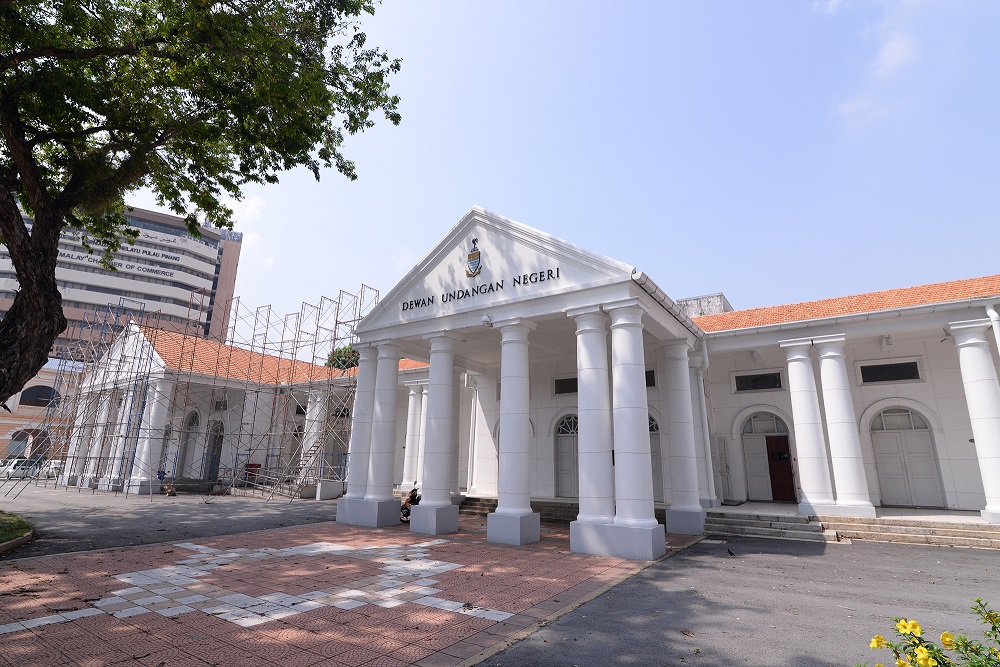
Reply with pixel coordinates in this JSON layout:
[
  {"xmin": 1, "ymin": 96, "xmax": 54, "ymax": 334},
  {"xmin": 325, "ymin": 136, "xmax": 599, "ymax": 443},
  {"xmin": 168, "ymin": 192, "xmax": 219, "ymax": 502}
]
[{"xmin": 465, "ymin": 238, "xmax": 482, "ymax": 278}]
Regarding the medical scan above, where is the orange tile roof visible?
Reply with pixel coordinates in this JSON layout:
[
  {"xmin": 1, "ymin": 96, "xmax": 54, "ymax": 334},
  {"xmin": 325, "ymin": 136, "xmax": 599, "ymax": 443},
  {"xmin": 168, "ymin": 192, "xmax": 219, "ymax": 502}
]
[
  {"xmin": 694, "ymin": 274, "xmax": 1000, "ymax": 333},
  {"xmin": 138, "ymin": 326, "xmax": 427, "ymax": 385}
]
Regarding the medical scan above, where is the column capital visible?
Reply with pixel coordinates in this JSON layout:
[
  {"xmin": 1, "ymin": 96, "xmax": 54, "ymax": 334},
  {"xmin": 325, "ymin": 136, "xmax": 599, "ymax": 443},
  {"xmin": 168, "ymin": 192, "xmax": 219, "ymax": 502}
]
[
  {"xmin": 607, "ymin": 304, "xmax": 644, "ymax": 329},
  {"xmin": 375, "ymin": 341, "xmax": 401, "ymax": 358},
  {"xmin": 950, "ymin": 318, "xmax": 993, "ymax": 346},
  {"xmin": 661, "ymin": 339, "xmax": 693, "ymax": 359},
  {"xmin": 357, "ymin": 345, "xmax": 379, "ymax": 362},
  {"xmin": 565, "ymin": 304, "xmax": 605, "ymax": 319},
  {"xmin": 422, "ymin": 330, "xmax": 460, "ymax": 343},
  {"xmin": 813, "ymin": 334, "xmax": 848, "ymax": 357},
  {"xmin": 569, "ymin": 308, "xmax": 607, "ymax": 333},
  {"xmin": 493, "ymin": 317, "xmax": 537, "ymax": 332}
]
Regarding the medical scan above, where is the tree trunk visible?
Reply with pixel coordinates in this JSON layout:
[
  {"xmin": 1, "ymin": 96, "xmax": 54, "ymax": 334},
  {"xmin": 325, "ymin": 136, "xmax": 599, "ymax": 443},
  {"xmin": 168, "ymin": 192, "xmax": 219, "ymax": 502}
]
[{"xmin": 0, "ymin": 202, "xmax": 67, "ymax": 407}]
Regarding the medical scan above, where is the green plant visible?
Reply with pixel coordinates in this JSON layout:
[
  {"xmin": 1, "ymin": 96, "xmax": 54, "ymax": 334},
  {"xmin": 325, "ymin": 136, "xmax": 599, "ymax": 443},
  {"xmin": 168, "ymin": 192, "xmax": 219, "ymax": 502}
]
[
  {"xmin": 0, "ymin": 510, "xmax": 32, "ymax": 543},
  {"xmin": 326, "ymin": 345, "xmax": 360, "ymax": 370},
  {"xmin": 858, "ymin": 599, "xmax": 1000, "ymax": 667}
]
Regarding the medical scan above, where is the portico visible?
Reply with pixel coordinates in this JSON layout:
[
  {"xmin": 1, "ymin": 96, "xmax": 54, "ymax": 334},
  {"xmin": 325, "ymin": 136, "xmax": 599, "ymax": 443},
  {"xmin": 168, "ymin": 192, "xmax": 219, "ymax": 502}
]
[{"xmin": 336, "ymin": 208, "xmax": 707, "ymax": 559}]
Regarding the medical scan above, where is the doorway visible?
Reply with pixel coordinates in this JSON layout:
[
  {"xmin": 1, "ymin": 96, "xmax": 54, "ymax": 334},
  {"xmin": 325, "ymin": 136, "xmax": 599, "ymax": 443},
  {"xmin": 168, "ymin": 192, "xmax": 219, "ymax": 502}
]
[
  {"xmin": 742, "ymin": 413, "xmax": 795, "ymax": 502},
  {"xmin": 871, "ymin": 408, "xmax": 945, "ymax": 508},
  {"xmin": 205, "ymin": 421, "xmax": 224, "ymax": 480},
  {"xmin": 555, "ymin": 414, "xmax": 578, "ymax": 498}
]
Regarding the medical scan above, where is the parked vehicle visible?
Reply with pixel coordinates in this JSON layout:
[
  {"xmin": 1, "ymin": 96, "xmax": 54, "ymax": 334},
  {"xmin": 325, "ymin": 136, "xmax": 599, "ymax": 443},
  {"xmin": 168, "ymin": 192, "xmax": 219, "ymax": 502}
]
[
  {"xmin": 2, "ymin": 457, "xmax": 40, "ymax": 479},
  {"xmin": 0, "ymin": 458, "xmax": 25, "ymax": 478}
]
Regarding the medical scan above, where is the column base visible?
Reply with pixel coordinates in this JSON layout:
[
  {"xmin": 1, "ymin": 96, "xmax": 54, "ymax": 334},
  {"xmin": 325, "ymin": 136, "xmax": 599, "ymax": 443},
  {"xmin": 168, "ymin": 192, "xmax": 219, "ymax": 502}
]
[
  {"xmin": 126, "ymin": 478, "xmax": 161, "ymax": 495},
  {"xmin": 336, "ymin": 496, "xmax": 361, "ymax": 524},
  {"xmin": 316, "ymin": 481, "xmax": 346, "ymax": 500},
  {"xmin": 819, "ymin": 501, "xmax": 877, "ymax": 518},
  {"xmin": 798, "ymin": 499, "xmax": 836, "ymax": 517},
  {"xmin": 487, "ymin": 512, "xmax": 540, "ymax": 546},
  {"xmin": 982, "ymin": 507, "xmax": 1000, "ymax": 524},
  {"xmin": 700, "ymin": 498, "xmax": 722, "ymax": 509},
  {"xmin": 337, "ymin": 498, "xmax": 399, "ymax": 527},
  {"xmin": 570, "ymin": 520, "xmax": 666, "ymax": 560},
  {"xmin": 410, "ymin": 504, "xmax": 459, "ymax": 535},
  {"xmin": 97, "ymin": 479, "xmax": 123, "ymax": 492},
  {"xmin": 667, "ymin": 507, "xmax": 707, "ymax": 535},
  {"xmin": 59, "ymin": 474, "xmax": 77, "ymax": 486}
]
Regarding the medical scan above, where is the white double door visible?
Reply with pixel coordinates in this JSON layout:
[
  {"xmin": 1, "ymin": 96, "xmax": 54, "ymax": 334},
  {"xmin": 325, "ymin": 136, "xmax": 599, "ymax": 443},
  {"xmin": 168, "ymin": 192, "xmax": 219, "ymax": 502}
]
[{"xmin": 872, "ymin": 430, "xmax": 945, "ymax": 508}]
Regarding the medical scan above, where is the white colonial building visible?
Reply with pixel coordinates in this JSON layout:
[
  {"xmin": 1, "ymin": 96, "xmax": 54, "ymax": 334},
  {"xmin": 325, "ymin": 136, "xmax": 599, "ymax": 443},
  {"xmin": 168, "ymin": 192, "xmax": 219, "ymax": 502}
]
[{"xmin": 337, "ymin": 207, "xmax": 1000, "ymax": 561}]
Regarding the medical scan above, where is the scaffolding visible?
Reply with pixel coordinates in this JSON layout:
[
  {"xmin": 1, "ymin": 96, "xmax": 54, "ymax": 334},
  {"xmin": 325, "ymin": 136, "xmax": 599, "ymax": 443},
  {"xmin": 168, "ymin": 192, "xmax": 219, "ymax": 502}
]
[{"xmin": 1, "ymin": 286, "xmax": 379, "ymax": 501}]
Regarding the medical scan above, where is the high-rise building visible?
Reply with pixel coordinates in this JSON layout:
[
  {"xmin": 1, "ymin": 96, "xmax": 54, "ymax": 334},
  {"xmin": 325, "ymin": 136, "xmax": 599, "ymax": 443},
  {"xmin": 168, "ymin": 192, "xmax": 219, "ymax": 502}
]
[{"xmin": 0, "ymin": 207, "xmax": 242, "ymax": 350}]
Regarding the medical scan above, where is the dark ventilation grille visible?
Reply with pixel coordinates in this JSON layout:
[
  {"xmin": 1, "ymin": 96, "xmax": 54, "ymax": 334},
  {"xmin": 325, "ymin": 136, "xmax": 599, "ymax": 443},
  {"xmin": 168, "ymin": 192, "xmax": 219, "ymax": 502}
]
[
  {"xmin": 860, "ymin": 361, "xmax": 920, "ymax": 383},
  {"xmin": 554, "ymin": 377, "xmax": 579, "ymax": 395},
  {"xmin": 645, "ymin": 370, "xmax": 656, "ymax": 387},
  {"xmin": 735, "ymin": 372, "xmax": 782, "ymax": 392}
]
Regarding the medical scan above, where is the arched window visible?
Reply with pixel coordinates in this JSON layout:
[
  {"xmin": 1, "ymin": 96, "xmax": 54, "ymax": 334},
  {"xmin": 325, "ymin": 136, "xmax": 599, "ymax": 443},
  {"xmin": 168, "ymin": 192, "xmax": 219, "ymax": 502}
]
[
  {"xmin": 556, "ymin": 414, "xmax": 579, "ymax": 435},
  {"xmin": 742, "ymin": 413, "xmax": 789, "ymax": 435},
  {"xmin": 871, "ymin": 408, "xmax": 928, "ymax": 431},
  {"xmin": 19, "ymin": 385, "xmax": 59, "ymax": 407}
]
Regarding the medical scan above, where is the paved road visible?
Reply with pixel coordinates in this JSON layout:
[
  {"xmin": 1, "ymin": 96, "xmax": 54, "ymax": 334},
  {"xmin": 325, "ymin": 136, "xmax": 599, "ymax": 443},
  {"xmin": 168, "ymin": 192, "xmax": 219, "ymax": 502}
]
[
  {"xmin": 0, "ymin": 482, "xmax": 338, "ymax": 559},
  {"xmin": 488, "ymin": 536, "xmax": 1000, "ymax": 667}
]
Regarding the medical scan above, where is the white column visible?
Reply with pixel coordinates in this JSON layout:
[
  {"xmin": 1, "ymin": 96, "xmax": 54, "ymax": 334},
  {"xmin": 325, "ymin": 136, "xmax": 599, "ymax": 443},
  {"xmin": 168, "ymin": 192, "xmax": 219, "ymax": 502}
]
[
  {"xmin": 338, "ymin": 346, "xmax": 378, "ymax": 525},
  {"xmin": 103, "ymin": 388, "xmax": 140, "ymax": 490},
  {"xmin": 487, "ymin": 319, "xmax": 541, "ymax": 545},
  {"xmin": 81, "ymin": 392, "xmax": 114, "ymax": 486},
  {"xmin": 569, "ymin": 307, "xmax": 615, "ymax": 524},
  {"xmin": 61, "ymin": 393, "xmax": 97, "ymax": 486},
  {"xmin": 401, "ymin": 383, "xmax": 424, "ymax": 488},
  {"xmin": 951, "ymin": 320, "xmax": 1000, "ymax": 523},
  {"xmin": 411, "ymin": 334, "xmax": 460, "ymax": 534},
  {"xmin": 780, "ymin": 337, "xmax": 836, "ymax": 515},
  {"xmin": 416, "ymin": 385, "xmax": 429, "ymax": 486},
  {"xmin": 815, "ymin": 335, "xmax": 876, "ymax": 517},
  {"xmin": 663, "ymin": 340, "xmax": 706, "ymax": 534},
  {"xmin": 298, "ymin": 389, "xmax": 329, "ymax": 481},
  {"xmin": 127, "ymin": 379, "xmax": 173, "ymax": 494},
  {"xmin": 365, "ymin": 342, "xmax": 400, "ymax": 501},
  {"xmin": 609, "ymin": 304, "xmax": 658, "ymax": 529}
]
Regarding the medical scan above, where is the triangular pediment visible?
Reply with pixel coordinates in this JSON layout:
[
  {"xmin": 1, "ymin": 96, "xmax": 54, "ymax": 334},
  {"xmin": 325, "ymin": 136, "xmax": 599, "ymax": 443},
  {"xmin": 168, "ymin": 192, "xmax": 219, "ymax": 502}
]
[{"xmin": 357, "ymin": 207, "xmax": 636, "ymax": 334}]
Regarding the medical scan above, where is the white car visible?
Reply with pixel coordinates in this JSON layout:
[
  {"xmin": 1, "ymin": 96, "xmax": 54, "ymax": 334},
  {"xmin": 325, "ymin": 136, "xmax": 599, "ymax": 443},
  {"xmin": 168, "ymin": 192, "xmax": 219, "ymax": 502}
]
[{"xmin": 2, "ymin": 457, "xmax": 41, "ymax": 479}]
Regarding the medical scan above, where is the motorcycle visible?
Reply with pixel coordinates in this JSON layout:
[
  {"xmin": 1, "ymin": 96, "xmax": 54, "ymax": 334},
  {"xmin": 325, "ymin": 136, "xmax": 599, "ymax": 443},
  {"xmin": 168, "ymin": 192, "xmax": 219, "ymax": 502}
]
[{"xmin": 400, "ymin": 483, "xmax": 420, "ymax": 523}]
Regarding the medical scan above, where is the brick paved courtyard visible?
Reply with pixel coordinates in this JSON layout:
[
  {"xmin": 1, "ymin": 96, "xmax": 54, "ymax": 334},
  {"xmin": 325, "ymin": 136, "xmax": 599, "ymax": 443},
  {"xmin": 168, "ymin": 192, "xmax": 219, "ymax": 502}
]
[{"xmin": 0, "ymin": 517, "xmax": 699, "ymax": 666}]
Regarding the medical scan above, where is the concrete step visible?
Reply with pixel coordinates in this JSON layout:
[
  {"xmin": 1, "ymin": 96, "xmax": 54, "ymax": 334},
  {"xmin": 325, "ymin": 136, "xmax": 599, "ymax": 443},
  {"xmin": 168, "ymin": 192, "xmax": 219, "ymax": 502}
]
[
  {"xmin": 828, "ymin": 528, "xmax": 1000, "ymax": 549},
  {"xmin": 705, "ymin": 518, "xmax": 826, "ymax": 533},
  {"xmin": 705, "ymin": 525, "xmax": 838, "ymax": 543},
  {"xmin": 815, "ymin": 515, "xmax": 1000, "ymax": 534},
  {"xmin": 707, "ymin": 511, "xmax": 812, "ymax": 525},
  {"xmin": 820, "ymin": 522, "xmax": 1000, "ymax": 540}
]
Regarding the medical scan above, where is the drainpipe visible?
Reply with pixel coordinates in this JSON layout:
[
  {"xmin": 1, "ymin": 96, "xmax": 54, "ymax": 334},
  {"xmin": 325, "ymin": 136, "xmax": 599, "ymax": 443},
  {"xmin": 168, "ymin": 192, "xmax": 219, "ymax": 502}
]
[
  {"xmin": 987, "ymin": 305, "xmax": 1000, "ymax": 358},
  {"xmin": 696, "ymin": 340, "xmax": 719, "ymax": 507}
]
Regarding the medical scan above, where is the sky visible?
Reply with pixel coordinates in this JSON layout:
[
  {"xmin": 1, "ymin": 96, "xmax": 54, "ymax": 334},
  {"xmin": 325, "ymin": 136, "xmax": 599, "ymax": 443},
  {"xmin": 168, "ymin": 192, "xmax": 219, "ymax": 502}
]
[{"xmin": 131, "ymin": 1, "xmax": 1000, "ymax": 320}]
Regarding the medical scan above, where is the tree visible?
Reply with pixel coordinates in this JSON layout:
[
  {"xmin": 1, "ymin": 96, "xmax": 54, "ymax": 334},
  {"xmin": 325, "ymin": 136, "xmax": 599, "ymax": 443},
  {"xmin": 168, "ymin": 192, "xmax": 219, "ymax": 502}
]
[
  {"xmin": 325, "ymin": 344, "xmax": 359, "ymax": 370},
  {"xmin": 0, "ymin": 0, "xmax": 400, "ymax": 406}
]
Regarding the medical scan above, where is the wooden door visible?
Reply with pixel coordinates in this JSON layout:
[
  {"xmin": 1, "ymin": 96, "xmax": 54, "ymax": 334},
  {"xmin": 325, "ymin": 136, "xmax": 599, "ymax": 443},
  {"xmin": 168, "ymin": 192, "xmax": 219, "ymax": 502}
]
[{"xmin": 765, "ymin": 436, "xmax": 796, "ymax": 502}]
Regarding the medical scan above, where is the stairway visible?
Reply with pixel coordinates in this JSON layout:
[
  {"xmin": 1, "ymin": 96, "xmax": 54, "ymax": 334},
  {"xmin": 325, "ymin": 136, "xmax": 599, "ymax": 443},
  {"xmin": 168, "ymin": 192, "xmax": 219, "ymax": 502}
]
[
  {"xmin": 704, "ymin": 511, "xmax": 838, "ymax": 543},
  {"xmin": 459, "ymin": 497, "xmax": 668, "ymax": 525},
  {"xmin": 816, "ymin": 515, "xmax": 1000, "ymax": 549}
]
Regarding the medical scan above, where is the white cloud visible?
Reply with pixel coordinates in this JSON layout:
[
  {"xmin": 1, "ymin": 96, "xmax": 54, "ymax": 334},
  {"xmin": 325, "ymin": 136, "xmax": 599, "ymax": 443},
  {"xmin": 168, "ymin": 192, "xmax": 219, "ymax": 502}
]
[
  {"xmin": 258, "ymin": 255, "xmax": 275, "ymax": 272},
  {"xmin": 836, "ymin": 94, "xmax": 876, "ymax": 117},
  {"xmin": 226, "ymin": 195, "xmax": 267, "ymax": 224},
  {"xmin": 873, "ymin": 32, "xmax": 916, "ymax": 77},
  {"xmin": 242, "ymin": 230, "xmax": 263, "ymax": 246},
  {"xmin": 813, "ymin": 0, "xmax": 844, "ymax": 15}
]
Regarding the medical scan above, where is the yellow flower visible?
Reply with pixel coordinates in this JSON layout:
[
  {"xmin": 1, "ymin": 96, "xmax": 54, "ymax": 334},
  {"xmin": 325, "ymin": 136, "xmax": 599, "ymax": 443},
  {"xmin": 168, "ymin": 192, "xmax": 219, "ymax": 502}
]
[
  {"xmin": 897, "ymin": 619, "xmax": 910, "ymax": 634},
  {"xmin": 906, "ymin": 619, "xmax": 923, "ymax": 637},
  {"xmin": 940, "ymin": 631, "xmax": 956, "ymax": 649},
  {"xmin": 871, "ymin": 635, "xmax": 889, "ymax": 649},
  {"xmin": 896, "ymin": 658, "xmax": 911, "ymax": 667}
]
